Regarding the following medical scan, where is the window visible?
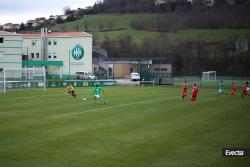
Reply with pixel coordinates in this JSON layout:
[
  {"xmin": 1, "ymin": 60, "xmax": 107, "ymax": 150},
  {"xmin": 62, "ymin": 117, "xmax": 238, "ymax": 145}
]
[
  {"xmin": 0, "ymin": 37, "xmax": 3, "ymax": 43},
  {"xmin": 48, "ymin": 40, "xmax": 51, "ymax": 45},
  {"xmin": 48, "ymin": 52, "xmax": 51, "ymax": 59},
  {"xmin": 36, "ymin": 53, "xmax": 39, "ymax": 58},
  {"xmin": 53, "ymin": 39, "xmax": 57, "ymax": 45},
  {"xmin": 154, "ymin": 68, "xmax": 160, "ymax": 71},
  {"xmin": 31, "ymin": 53, "xmax": 34, "ymax": 59},
  {"xmin": 130, "ymin": 68, "xmax": 133, "ymax": 73},
  {"xmin": 53, "ymin": 52, "xmax": 57, "ymax": 59},
  {"xmin": 32, "ymin": 40, "xmax": 37, "ymax": 46},
  {"xmin": 0, "ymin": 68, "xmax": 3, "ymax": 72},
  {"xmin": 108, "ymin": 67, "xmax": 113, "ymax": 77},
  {"xmin": 0, "ymin": 51, "xmax": 4, "ymax": 57}
]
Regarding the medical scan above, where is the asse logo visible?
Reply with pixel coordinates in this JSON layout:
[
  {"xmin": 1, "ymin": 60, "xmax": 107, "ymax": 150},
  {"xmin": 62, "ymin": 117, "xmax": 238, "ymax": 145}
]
[{"xmin": 72, "ymin": 44, "xmax": 84, "ymax": 60}]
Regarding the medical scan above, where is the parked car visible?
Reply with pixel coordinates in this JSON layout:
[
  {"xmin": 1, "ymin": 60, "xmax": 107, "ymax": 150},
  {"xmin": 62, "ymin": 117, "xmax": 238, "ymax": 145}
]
[
  {"xmin": 130, "ymin": 72, "xmax": 140, "ymax": 81},
  {"xmin": 76, "ymin": 71, "xmax": 97, "ymax": 80},
  {"xmin": 87, "ymin": 72, "xmax": 97, "ymax": 80}
]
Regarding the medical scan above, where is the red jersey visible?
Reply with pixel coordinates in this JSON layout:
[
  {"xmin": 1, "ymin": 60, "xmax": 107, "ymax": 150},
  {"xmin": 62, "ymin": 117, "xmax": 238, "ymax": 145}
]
[
  {"xmin": 232, "ymin": 84, "xmax": 236, "ymax": 92},
  {"xmin": 242, "ymin": 84, "xmax": 247, "ymax": 91},
  {"xmin": 192, "ymin": 86, "xmax": 198, "ymax": 96},
  {"xmin": 242, "ymin": 84, "xmax": 248, "ymax": 95},
  {"xmin": 182, "ymin": 83, "xmax": 188, "ymax": 91}
]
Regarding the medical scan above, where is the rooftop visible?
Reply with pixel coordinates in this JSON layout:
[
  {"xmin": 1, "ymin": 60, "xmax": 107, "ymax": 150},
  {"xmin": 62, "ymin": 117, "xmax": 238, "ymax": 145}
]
[
  {"xmin": 0, "ymin": 31, "xmax": 21, "ymax": 36},
  {"xmin": 22, "ymin": 31, "xmax": 92, "ymax": 38}
]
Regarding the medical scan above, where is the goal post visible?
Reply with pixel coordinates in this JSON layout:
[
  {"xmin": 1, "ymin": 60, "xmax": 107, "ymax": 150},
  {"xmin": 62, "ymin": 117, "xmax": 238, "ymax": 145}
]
[
  {"xmin": 202, "ymin": 71, "xmax": 216, "ymax": 81},
  {"xmin": 1, "ymin": 67, "xmax": 46, "ymax": 93}
]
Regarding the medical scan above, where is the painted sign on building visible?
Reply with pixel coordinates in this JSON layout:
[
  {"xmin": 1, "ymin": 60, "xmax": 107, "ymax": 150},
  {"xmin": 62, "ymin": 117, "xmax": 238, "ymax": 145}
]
[{"xmin": 72, "ymin": 44, "xmax": 84, "ymax": 60}]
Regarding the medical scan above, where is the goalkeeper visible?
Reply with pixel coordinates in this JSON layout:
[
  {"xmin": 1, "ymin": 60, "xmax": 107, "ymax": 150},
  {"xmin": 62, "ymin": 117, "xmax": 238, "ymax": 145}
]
[
  {"xmin": 65, "ymin": 84, "xmax": 77, "ymax": 99},
  {"xmin": 91, "ymin": 85, "xmax": 105, "ymax": 104}
]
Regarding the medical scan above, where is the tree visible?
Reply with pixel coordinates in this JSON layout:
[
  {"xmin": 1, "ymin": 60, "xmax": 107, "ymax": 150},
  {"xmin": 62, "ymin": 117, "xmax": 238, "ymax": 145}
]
[
  {"xmin": 83, "ymin": 21, "xmax": 88, "ymax": 32},
  {"xmin": 63, "ymin": 6, "xmax": 72, "ymax": 15},
  {"xmin": 20, "ymin": 23, "xmax": 25, "ymax": 32}
]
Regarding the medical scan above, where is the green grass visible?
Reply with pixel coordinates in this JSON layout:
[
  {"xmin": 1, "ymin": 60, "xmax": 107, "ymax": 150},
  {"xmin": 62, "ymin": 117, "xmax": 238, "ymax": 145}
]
[
  {"xmin": 50, "ymin": 14, "xmax": 250, "ymax": 44},
  {"xmin": 0, "ymin": 86, "xmax": 250, "ymax": 167}
]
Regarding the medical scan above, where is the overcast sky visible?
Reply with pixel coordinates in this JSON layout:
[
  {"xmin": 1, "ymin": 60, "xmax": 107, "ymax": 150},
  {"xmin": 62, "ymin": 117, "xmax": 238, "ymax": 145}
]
[{"xmin": 0, "ymin": 0, "xmax": 97, "ymax": 24}]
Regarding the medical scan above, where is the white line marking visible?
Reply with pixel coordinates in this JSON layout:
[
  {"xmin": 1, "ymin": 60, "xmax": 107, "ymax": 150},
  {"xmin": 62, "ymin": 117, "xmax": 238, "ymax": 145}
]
[
  {"xmin": 16, "ymin": 96, "xmax": 37, "ymax": 99},
  {"xmin": 53, "ymin": 97, "xmax": 177, "ymax": 118},
  {"xmin": 13, "ymin": 94, "xmax": 64, "ymax": 100}
]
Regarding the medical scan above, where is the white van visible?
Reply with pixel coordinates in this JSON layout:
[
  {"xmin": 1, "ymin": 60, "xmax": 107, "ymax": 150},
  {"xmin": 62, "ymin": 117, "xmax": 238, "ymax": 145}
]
[
  {"xmin": 130, "ymin": 72, "xmax": 140, "ymax": 81},
  {"xmin": 76, "ymin": 71, "xmax": 97, "ymax": 80}
]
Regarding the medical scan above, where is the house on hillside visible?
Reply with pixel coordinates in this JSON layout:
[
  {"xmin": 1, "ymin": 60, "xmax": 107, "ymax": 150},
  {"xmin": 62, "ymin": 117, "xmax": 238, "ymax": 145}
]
[
  {"xmin": 60, "ymin": 15, "xmax": 68, "ymax": 20},
  {"xmin": 32, "ymin": 20, "xmax": 41, "ymax": 27},
  {"xmin": 47, "ymin": 18, "xmax": 56, "ymax": 25},
  {"xmin": 36, "ymin": 17, "xmax": 46, "ymax": 24},
  {"xmin": 3, "ymin": 23, "xmax": 14, "ymax": 31},
  {"xmin": 26, "ymin": 20, "xmax": 36, "ymax": 27},
  {"xmin": 155, "ymin": 0, "xmax": 193, "ymax": 6},
  {"xmin": 13, "ymin": 24, "xmax": 21, "ymax": 30},
  {"xmin": 155, "ymin": 0, "xmax": 167, "ymax": 6},
  {"xmin": 204, "ymin": 0, "xmax": 215, "ymax": 7},
  {"xmin": 192, "ymin": 0, "xmax": 214, "ymax": 6}
]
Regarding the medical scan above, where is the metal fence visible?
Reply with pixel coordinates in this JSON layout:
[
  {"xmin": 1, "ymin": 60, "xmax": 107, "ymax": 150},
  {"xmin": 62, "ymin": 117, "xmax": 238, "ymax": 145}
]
[{"xmin": 140, "ymin": 72, "xmax": 174, "ymax": 85}]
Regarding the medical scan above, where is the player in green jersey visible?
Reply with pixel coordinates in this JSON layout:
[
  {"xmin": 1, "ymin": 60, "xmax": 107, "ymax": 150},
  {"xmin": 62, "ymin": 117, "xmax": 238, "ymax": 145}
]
[
  {"xmin": 91, "ymin": 85, "xmax": 105, "ymax": 104},
  {"xmin": 218, "ymin": 80, "xmax": 226, "ymax": 95}
]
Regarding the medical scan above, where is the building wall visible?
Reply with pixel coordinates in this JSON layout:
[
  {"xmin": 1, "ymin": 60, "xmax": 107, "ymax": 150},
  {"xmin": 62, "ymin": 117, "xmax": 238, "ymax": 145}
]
[
  {"xmin": 94, "ymin": 62, "xmax": 172, "ymax": 79},
  {"xmin": 0, "ymin": 33, "xmax": 22, "ymax": 70},
  {"xmin": 50, "ymin": 36, "xmax": 93, "ymax": 77},
  {"xmin": 22, "ymin": 34, "xmax": 93, "ymax": 78},
  {"xmin": 94, "ymin": 63, "xmax": 139, "ymax": 79},
  {"xmin": 149, "ymin": 64, "xmax": 172, "ymax": 73},
  {"xmin": 22, "ymin": 37, "xmax": 41, "ymax": 60},
  {"xmin": 113, "ymin": 64, "xmax": 139, "ymax": 78}
]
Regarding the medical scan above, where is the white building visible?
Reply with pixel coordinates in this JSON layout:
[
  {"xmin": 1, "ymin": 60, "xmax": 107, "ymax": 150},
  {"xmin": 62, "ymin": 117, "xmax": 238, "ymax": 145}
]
[
  {"xmin": 22, "ymin": 29, "xmax": 93, "ymax": 79},
  {"xmin": 0, "ymin": 31, "xmax": 22, "ymax": 70}
]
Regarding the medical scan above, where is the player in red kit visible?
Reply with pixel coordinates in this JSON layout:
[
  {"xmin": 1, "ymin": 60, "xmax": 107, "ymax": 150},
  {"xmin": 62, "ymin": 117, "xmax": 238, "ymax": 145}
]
[
  {"xmin": 182, "ymin": 80, "xmax": 188, "ymax": 100},
  {"xmin": 231, "ymin": 82, "xmax": 237, "ymax": 96},
  {"xmin": 241, "ymin": 81, "xmax": 249, "ymax": 99},
  {"xmin": 191, "ymin": 83, "xmax": 199, "ymax": 104}
]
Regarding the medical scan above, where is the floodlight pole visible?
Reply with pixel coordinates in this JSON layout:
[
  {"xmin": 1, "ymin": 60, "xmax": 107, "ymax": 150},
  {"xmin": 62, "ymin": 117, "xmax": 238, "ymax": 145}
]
[
  {"xmin": 69, "ymin": 50, "xmax": 71, "ymax": 79},
  {"xmin": 43, "ymin": 66, "xmax": 46, "ymax": 91},
  {"xmin": 3, "ymin": 68, "xmax": 6, "ymax": 93}
]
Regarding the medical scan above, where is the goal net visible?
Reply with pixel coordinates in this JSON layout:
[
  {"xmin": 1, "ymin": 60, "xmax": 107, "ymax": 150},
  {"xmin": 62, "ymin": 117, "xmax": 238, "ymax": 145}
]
[
  {"xmin": 0, "ymin": 67, "xmax": 46, "ymax": 93},
  {"xmin": 202, "ymin": 71, "xmax": 216, "ymax": 81}
]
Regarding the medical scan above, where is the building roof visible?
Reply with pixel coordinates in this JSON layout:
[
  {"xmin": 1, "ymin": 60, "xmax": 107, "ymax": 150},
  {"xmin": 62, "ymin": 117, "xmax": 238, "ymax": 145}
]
[
  {"xmin": 0, "ymin": 31, "xmax": 21, "ymax": 36},
  {"xmin": 22, "ymin": 32, "xmax": 92, "ymax": 38}
]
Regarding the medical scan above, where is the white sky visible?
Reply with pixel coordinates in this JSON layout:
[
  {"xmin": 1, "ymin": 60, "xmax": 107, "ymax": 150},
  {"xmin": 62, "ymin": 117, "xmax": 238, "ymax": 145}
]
[{"xmin": 0, "ymin": 0, "xmax": 97, "ymax": 24}]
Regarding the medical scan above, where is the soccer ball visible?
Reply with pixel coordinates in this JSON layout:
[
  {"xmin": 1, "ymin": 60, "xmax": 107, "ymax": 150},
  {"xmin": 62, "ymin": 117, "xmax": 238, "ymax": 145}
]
[{"xmin": 82, "ymin": 98, "xmax": 87, "ymax": 102}]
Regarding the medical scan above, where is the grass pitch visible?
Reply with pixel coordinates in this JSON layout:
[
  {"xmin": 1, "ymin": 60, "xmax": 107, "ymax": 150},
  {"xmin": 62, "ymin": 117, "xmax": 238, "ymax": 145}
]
[{"xmin": 0, "ymin": 86, "xmax": 249, "ymax": 167}]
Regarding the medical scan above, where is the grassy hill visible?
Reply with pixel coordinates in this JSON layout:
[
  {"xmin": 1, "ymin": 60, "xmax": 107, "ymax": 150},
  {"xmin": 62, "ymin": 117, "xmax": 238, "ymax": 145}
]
[{"xmin": 50, "ymin": 14, "xmax": 250, "ymax": 44}]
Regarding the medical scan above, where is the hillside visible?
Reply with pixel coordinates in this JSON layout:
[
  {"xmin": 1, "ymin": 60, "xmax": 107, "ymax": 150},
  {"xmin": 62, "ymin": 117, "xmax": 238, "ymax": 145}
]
[
  {"xmin": 49, "ymin": 14, "xmax": 250, "ymax": 76},
  {"xmin": 50, "ymin": 14, "xmax": 250, "ymax": 44}
]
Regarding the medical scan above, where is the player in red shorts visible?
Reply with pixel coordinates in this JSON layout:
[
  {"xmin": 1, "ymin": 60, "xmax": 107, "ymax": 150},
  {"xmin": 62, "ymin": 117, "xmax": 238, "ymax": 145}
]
[
  {"xmin": 182, "ymin": 80, "xmax": 188, "ymax": 100},
  {"xmin": 191, "ymin": 83, "xmax": 199, "ymax": 104},
  {"xmin": 230, "ymin": 82, "xmax": 237, "ymax": 96},
  {"xmin": 241, "ymin": 81, "xmax": 249, "ymax": 99}
]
